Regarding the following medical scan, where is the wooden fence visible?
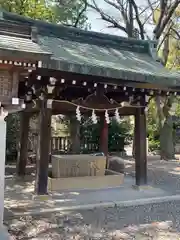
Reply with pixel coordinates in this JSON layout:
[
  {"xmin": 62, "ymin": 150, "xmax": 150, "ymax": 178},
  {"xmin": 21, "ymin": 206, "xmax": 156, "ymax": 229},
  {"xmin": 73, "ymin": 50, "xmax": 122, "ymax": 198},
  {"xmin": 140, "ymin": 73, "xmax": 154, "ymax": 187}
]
[
  {"xmin": 51, "ymin": 136, "xmax": 99, "ymax": 154},
  {"xmin": 51, "ymin": 136, "xmax": 70, "ymax": 153},
  {"xmin": 28, "ymin": 135, "xmax": 125, "ymax": 155},
  {"xmin": 28, "ymin": 135, "xmax": 100, "ymax": 154}
]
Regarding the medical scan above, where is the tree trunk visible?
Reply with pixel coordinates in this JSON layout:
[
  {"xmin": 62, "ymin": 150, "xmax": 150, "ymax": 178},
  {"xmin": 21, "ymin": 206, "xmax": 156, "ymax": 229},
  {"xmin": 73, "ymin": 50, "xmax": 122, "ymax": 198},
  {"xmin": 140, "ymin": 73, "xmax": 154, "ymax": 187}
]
[
  {"xmin": 69, "ymin": 116, "xmax": 80, "ymax": 154},
  {"xmin": 156, "ymin": 33, "xmax": 175, "ymax": 160},
  {"xmin": 155, "ymin": 95, "xmax": 175, "ymax": 160},
  {"xmin": 160, "ymin": 116, "xmax": 175, "ymax": 160}
]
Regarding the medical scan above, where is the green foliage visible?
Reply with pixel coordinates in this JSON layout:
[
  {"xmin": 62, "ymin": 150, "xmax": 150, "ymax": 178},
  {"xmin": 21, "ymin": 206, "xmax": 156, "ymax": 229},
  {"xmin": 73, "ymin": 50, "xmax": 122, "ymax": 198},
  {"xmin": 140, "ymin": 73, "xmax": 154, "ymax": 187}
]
[
  {"xmin": 0, "ymin": 0, "xmax": 56, "ymax": 22},
  {"xmin": 80, "ymin": 118, "xmax": 100, "ymax": 148},
  {"xmin": 52, "ymin": 0, "xmax": 90, "ymax": 29},
  {"xmin": 80, "ymin": 117, "xmax": 132, "ymax": 153},
  {"xmin": 175, "ymin": 97, "xmax": 180, "ymax": 117},
  {"xmin": 51, "ymin": 115, "xmax": 70, "ymax": 137},
  {"xmin": 166, "ymin": 6, "xmax": 180, "ymax": 70},
  {"xmin": 147, "ymin": 99, "xmax": 160, "ymax": 151},
  {"xmin": 108, "ymin": 119, "xmax": 131, "ymax": 152},
  {"xmin": 0, "ymin": 0, "xmax": 90, "ymax": 28},
  {"xmin": 6, "ymin": 113, "xmax": 20, "ymax": 161}
]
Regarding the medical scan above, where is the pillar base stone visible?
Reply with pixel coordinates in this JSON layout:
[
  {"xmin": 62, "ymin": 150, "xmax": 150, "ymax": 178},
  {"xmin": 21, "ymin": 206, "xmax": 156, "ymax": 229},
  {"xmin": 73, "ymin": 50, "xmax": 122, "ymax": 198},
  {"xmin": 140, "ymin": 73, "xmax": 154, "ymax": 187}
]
[
  {"xmin": 132, "ymin": 185, "xmax": 152, "ymax": 191},
  {"xmin": 32, "ymin": 194, "xmax": 52, "ymax": 201}
]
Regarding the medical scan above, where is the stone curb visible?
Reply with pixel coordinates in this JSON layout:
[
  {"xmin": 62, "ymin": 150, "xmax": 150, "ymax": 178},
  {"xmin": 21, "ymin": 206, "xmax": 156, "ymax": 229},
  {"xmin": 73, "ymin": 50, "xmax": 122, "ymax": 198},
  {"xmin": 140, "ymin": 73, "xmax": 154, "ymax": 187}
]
[{"xmin": 11, "ymin": 194, "xmax": 180, "ymax": 216}]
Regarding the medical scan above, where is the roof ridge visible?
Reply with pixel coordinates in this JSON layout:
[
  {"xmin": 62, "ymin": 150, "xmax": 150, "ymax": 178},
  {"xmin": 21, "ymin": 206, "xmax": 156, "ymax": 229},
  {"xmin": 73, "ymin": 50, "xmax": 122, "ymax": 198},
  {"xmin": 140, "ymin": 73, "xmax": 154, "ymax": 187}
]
[
  {"xmin": 0, "ymin": 19, "xmax": 31, "ymax": 39},
  {"xmin": 0, "ymin": 9, "xmax": 158, "ymax": 56},
  {"xmin": 1, "ymin": 10, "xmax": 154, "ymax": 42}
]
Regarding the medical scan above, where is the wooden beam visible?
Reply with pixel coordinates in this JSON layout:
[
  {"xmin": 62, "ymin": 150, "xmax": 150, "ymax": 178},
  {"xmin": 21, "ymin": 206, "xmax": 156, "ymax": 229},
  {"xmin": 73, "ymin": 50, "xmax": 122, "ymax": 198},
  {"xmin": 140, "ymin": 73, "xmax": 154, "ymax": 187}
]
[
  {"xmin": 36, "ymin": 68, "xmax": 179, "ymax": 92},
  {"xmin": 134, "ymin": 107, "xmax": 147, "ymax": 186},
  {"xmin": 16, "ymin": 111, "xmax": 30, "ymax": 176},
  {"xmin": 24, "ymin": 99, "xmax": 137, "ymax": 116},
  {"xmin": 35, "ymin": 99, "xmax": 52, "ymax": 195},
  {"xmin": 52, "ymin": 101, "xmax": 137, "ymax": 115}
]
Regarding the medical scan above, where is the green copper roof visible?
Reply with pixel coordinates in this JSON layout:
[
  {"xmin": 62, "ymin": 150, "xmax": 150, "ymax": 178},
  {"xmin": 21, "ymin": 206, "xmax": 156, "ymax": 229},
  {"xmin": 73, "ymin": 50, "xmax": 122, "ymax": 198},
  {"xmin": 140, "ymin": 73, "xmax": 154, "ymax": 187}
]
[
  {"xmin": 38, "ymin": 35, "xmax": 180, "ymax": 86},
  {"xmin": 0, "ymin": 34, "xmax": 50, "ymax": 56},
  {"xmin": 0, "ymin": 17, "xmax": 51, "ymax": 61},
  {"xmin": 1, "ymin": 10, "xmax": 180, "ymax": 87}
]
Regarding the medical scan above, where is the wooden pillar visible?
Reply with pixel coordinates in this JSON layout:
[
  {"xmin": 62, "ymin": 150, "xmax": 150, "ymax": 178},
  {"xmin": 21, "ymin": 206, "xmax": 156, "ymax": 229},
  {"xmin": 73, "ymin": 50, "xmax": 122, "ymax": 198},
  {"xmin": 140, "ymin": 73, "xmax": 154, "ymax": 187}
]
[
  {"xmin": 134, "ymin": 108, "xmax": 147, "ymax": 186},
  {"xmin": 35, "ymin": 99, "xmax": 52, "ymax": 195},
  {"xmin": 100, "ymin": 115, "xmax": 109, "ymax": 167},
  {"xmin": 17, "ymin": 112, "xmax": 30, "ymax": 176}
]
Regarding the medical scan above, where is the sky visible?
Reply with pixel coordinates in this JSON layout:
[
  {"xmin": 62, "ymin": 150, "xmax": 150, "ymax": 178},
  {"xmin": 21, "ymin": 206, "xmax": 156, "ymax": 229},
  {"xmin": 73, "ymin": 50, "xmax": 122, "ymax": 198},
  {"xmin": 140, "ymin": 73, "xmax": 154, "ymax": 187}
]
[
  {"xmin": 87, "ymin": 0, "xmax": 126, "ymax": 35},
  {"xmin": 86, "ymin": 0, "xmax": 154, "ymax": 39}
]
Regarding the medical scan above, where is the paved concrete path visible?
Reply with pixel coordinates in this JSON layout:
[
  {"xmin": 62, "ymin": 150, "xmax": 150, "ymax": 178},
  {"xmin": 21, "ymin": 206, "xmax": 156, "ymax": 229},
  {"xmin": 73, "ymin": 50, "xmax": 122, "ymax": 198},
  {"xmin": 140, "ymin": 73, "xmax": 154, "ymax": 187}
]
[
  {"xmin": 5, "ymin": 157, "xmax": 180, "ymax": 217},
  {"xmin": 4, "ymin": 174, "xmax": 180, "ymax": 218}
]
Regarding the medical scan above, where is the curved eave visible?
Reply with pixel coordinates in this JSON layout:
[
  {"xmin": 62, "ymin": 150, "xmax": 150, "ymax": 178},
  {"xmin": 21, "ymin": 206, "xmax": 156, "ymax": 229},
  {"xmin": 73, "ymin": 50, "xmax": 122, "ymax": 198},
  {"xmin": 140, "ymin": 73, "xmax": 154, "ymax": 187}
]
[{"xmin": 43, "ymin": 58, "xmax": 180, "ymax": 88}]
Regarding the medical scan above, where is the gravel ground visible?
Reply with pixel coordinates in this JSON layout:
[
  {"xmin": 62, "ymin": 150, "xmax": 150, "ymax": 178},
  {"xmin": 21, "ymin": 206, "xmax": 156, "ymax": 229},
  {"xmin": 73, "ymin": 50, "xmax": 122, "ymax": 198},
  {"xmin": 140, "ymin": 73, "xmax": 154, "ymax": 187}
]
[
  {"xmin": 124, "ymin": 159, "xmax": 180, "ymax": 194},
  {"xmin": 5, "ymin": 200, "xmax": 180, "ymax": 239}
]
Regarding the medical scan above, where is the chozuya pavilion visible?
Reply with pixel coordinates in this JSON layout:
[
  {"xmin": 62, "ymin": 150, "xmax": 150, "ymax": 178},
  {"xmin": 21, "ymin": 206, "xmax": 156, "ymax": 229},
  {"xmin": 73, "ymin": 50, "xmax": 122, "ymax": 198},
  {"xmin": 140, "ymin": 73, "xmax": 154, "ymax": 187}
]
[{"xmin": 0, "ymin": 9, "xmax": 180, "ymax": 234}]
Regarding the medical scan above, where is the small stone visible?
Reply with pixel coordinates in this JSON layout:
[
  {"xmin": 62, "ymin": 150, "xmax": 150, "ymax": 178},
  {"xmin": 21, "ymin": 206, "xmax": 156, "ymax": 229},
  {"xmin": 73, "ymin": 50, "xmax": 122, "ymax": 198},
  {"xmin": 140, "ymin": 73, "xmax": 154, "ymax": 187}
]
[
  {"xmin": 70, "ymin": 234, "xmax": 81, "ymax": 240},
  {"xmin": 112, "ymin": 231, "xmax": 130, "ymax": 240},
  {"xmin": 124, "ymin": 225, "xmax": 139, "ymax": 233},
  {"xmin": 109, "ymin": 157, "xmax": 125, "ymax": 173},
  {"xmin": 156, "ymin": 221, "xmax": 173, "ymax": 230}
]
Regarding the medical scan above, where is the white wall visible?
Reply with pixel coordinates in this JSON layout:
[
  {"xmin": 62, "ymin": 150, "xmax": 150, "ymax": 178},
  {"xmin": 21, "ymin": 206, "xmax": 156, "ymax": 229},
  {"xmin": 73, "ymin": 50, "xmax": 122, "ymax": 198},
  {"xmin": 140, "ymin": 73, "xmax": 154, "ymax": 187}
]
[{"xmin": 0, "ymin": 119, "xmax": 6, "ymax": 225}]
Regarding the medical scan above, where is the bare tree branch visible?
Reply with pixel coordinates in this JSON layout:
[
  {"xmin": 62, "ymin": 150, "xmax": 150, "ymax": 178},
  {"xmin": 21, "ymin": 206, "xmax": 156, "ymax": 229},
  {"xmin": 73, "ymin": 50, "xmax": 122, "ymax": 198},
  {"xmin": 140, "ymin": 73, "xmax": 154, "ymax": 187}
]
[
  {"xmin": 154, "ymin": 0, "xmax": 168, "ymax": 36},
  {"xmin": 86, "ymin": 0, "xmax": 127, "ymax": 33},
  {"xmin": 171, "ymin": 27, "xmax": 180, "ymax": 39},
  {"xmin": 111, "ymin": 0, "xmax": 130, "ymax": 27},
  {"xmin": 157, "ymin": 31, "xmax": 169, "ymax": 51},
  {"xmin": 162, "ymin": 34, "xmax": 170, "ymax": 65},
  {"xmin": 131, "ymin": 0, "xmax": 145, "ymax": 39},
  {"xmin": 142, "ymin": 12, "xmax": 153, "ymax": 26},
  {"xmin": 138, "ymin": 0, "xmax": 159, "ymax": 17},
  {"xmin": 103, "ymin": 0, "xmax": 120, "ymax": 11},
  {"xmin": 154, "ymin": 0, "xmax": 180, "ymax": 39},
  {"xmin": 74, "ymin": 0, "xmax": 87, "ymax": 27},
  {"xmin": 146, "ymin": 0, "xmax": 161, "ymax": 23}
]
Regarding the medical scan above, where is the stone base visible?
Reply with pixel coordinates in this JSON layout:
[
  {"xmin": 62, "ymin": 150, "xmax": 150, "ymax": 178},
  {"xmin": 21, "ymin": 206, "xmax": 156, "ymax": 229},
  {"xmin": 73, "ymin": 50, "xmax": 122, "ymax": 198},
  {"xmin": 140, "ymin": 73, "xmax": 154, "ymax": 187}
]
[
  {"xmin": 48, "ymin": 173, "xmax": 124, "ymax": 191},
  {"xmin": 132, "ymin": 185, "xmax": 153, "ymax": 191},
  {"xmin": 52, "ymin": 154, "xmax": 106, "ymax": 178}
]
